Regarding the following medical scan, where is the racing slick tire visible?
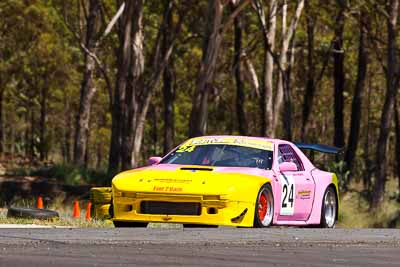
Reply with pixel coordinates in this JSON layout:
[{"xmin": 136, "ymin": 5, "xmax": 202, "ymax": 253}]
[
  {"xmin": 319, "ymin": 186, "xmax": 338, "ymax": 228},
  {"xmin": 7, "ymin": 207, "xmax": 59, "ymax": 220},
  {"xmin": 113, "ymin": 221, "xmax": 148, "ymax": 228},
  {"xmin": 253, "ymin": 184, "xmax": 274, "ymax": 227}
]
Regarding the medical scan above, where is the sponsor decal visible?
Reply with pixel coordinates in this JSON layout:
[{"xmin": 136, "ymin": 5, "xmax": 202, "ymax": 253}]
[
  {"xmin": 153, "ymin": 186, "xmax": 183, "ymax": 193},
  {"xmin": 297, "ymin": 190, "xmax": 311, "ymax": 199},
  {"xmin": 153, "ymin": 178, "xmax": 192, "ymax": 184},
  {"xmin": 177, "ymin": 137, "xmax": 273, "ymax": 152}
]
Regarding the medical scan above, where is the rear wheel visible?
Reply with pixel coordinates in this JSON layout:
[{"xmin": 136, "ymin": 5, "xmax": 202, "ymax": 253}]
[
  {"xmin": 320, "ymin": 187, "xmax": 337, "ymax": 228},
  {"xmin": 253, "ymin": 184, "xmax": 274, "ymax": 227},
  {"xmin": 113, "ymin": 221, "xmax": 148, "ymax": 228}
]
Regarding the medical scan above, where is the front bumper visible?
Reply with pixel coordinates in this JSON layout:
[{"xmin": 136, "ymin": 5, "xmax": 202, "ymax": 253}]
[{"xmin": 113, "ymin": 192, "xmax": 255, "ymax": 227}]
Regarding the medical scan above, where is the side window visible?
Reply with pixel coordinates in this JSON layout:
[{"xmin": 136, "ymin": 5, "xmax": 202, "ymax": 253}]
[{"xmin": 278, "ymin": 144, "xmax": 304, "ymax": 171}]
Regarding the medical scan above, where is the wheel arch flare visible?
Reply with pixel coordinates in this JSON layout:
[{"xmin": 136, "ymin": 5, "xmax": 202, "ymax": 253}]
[{"xmin": 307, "ymin": 170, "xmax": 340, "ymax": 225}]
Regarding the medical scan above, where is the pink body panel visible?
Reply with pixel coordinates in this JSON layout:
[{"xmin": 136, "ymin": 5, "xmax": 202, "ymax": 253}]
[
  {"xmin": 269, "ymin": 140, "xmax": 336, "ymax": 226},
  {"xmin": 306, "ymin": 169, "xmax": 336, "ymax": 225}
]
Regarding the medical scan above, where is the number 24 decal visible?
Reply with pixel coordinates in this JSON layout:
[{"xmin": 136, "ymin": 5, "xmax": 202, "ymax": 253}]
[
  {"xmin": 281, "ymin": 184, "xmax": 294, "ymax": 208},
  {"xmin": 176, "ymin": 145, "xmax": 196, "ymax": 153},
  {"xmin": 279, "ymin": 175, "xmax": 295, "ymax": 216}
]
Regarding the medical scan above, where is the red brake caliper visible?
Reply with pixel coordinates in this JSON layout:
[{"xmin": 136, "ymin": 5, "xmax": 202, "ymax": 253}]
[{"xmin": 258, "ymin": 193, "xmax": 267, "ymax": 221}]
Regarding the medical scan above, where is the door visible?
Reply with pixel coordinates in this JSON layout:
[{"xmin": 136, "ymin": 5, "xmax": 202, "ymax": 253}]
[{"xmin": 276, "ymin": 144, "xmax": 315, "ymax": 221}]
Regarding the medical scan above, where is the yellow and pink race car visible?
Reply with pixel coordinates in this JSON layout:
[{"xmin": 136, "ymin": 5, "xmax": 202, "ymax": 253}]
[{"xmin": 111, "ymin": 136, "xmax": 340, "ymax": 228}]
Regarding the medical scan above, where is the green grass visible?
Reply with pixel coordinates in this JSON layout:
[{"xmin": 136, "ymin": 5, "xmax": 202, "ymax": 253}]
[
  {"xmin": 0, "ymin": 212, "xmax": 113, "ymax": 228},
  {"xmin": 0, "ymin": 195, "xmax": 113, "ymax": 228},
  {"xmin": 338, "ymin": 179, "xmax": 400, "ymax": 228}
]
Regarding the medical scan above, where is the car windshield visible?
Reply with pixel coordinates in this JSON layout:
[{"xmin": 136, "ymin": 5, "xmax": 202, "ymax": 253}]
[{"xmin": 160, "ymin": 144, "xmax": 273, "ymax": 170}]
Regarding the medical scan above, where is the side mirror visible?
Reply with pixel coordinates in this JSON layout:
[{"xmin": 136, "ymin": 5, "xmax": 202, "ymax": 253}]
[
  {"xmin": 147, "ymin": 156, "xmax": 162, "ymax": 166},
  {"xmin": 279, "ymin": 162, "xmax": 297, "ymax": 172}
]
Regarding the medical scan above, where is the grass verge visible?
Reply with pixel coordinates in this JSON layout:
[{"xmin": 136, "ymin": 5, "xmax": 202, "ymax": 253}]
[{"xmin": 338, "ymin": 179, "xmax": 400, "ymax": 228}]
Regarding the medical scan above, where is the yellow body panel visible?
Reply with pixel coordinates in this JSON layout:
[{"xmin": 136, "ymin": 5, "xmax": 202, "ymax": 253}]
[
  {"xmin": 112, "ymin": 167, "xmax": 271, "ymax": 227},
  {"xmin": 332, "ymin": 173, "xmax": 340, "ymax": 212}
]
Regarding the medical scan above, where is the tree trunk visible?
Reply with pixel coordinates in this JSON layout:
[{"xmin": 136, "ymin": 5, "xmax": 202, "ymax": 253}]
[
  {"xmin": 64, "ymin": 96, "xmax": 72, "ymax": 163},
  {"xmin": 254, "ymin": 0, "xmax": 303, "ymax": 138},
  {"xmin": 30, "ymin": 108, "xmax": 35, "ymax": 160},
  {"xmin": 120, "ymin": 0, "xmax": 145, "ymax": 170},
  {"xmin": 73, "ymin": 0, "xmax": 101, "ymax": 166},
  {"xmin": 10, "ymin": 126, "xmax": 15, "ymax": 157},
  {"xmin": 162, "ymin": 0, "xmax": 175, "ymax": 155},
  {"xmin": 131, "ymin": 0, "xmax": 183, "ymax": 167},
  {"xmin": 96, "ymin": 141, "xmax": 102, "ymax": 170},
  {"xmin": 151, "ymin": 104, "xmax": 158, "ymax": 155},
  {"xmin": 85, "ymin": 126, "xmax": 90, "ymax": 168},
  {"xmin": 345, "ymin": 12, "xmax": 368, "ymax": 176},
  {"xmin": 301, "ymin": 0, "xmax": 315, "ymax": 141},
  {"xmin": 39, "ymin": 87, "xmax": 48, "ymax": 161},
  {"xmin": 282, "ymin": 36, "xmax": 296, "ymax": 141},
  {"xmin": 274, "ymin": 0, "xmax": 288, "ymax": 134},
  {"xmin": 108, "ymin": 89, "xmax": 122, "ymax": 174},
  {"xmin": 188, "ymin": 0, "xmax": 250, "ymax": 138},
  {"xmin": 254, "ymin": 0, "xmax": 277, "ymax": 137},
  {"xmin": 111, "ymin": 0, "xmax": 179, "ymax": 172},
  {"xmin": 275, "ymin": 0, "xmax": 304, "ymax": 140},
  {"xmin": 395, "ymin": 101, "xmax": 400, "ymax": 193},
  {"xmin": 233, "ymin": 7, "xmax": 247, "ymax": 136},
  {"xmin": 333, "ymin": 0, "xmax": 346, "ymax": 148},
  {"xmin": 363, "ymin": 76, "xmax": 372, "ymax": 189},
  {"xmin": 108, "ymin": 0, "xmax": 135, "ymax": 175},
  {"xmin": 188, "ymin": 0, "xmax": 224, "ymax": 138},
  {"xmin": 371, "ymin": 0, "xmax": 399, "ymax": 209},
  {"xmin": 0, "ymin": 88, "xmax": 4, "ymax": 155},
  {"xmin": 163, "ymin": 64, "xmax": 175, "ymax": 155}
]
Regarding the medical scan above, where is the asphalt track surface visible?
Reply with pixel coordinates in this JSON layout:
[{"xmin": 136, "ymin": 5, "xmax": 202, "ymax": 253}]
[{"xmin": 0, "ymin": 228, "xmax": 399, "ymax": 266}]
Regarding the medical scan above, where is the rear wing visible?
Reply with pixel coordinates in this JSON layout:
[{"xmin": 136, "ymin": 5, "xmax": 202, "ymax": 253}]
[{"xmin": 294, "ymin": 143, "xmax": 343, "ymax": 154}]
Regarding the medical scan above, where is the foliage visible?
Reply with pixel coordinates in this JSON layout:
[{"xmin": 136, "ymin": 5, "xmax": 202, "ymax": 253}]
[
  {"xmin": 0, "ymin": 0, "xmax": 398, "ymax": 204},
  {"xmin": 338, "ymin": 181, "xmax": 400, "ymax": 228},
  {"xmin": 326, "ymin": 160, "xmax": 350, "ymax": 191},
  {"xmin": 31, "ymin": 164, "xmax": 110, "ymax": 186}
]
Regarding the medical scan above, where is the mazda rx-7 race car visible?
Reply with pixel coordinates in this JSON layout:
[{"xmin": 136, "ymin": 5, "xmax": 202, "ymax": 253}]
[{"xmin": 111, "ymin": 136, "xmax": 340, "ymax": 228}]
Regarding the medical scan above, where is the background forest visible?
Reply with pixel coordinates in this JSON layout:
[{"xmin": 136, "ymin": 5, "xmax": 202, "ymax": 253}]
[{"xmin": 0, "ymin": 0, "xmax": 400, "ymax": 212}]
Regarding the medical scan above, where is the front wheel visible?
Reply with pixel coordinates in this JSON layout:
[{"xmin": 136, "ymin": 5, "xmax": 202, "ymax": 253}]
[
  {"xmin": 320, "ymin": 187, "xmax": 338, "ymax": 228},
  {"xmin": 253, "ymin": 184, "xmax": 274, "ymax": 227}
]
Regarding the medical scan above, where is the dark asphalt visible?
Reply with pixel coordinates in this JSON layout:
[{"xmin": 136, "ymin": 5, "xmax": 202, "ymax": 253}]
[{"xmin": 0, "ymin": 228, "xmax": 399, "ymax": 266}]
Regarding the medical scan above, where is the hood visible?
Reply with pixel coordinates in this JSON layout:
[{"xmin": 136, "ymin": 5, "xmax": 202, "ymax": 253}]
[{"xmin": 112, "ymin": 164, "xmax": 273, "ymax": 196}]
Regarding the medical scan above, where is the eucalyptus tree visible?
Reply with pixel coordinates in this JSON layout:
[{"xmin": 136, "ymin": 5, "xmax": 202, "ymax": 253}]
[
  {"xmin": 371, "ymin": 0, "xmax": 400, "ymax": 209},
  {"xmin": 332, "ymin": 0, "xmax": 346, "ymax": 148},
  {"xmin": 109, "ymin": 0, "xmax": 183, "ymax": 173},
  {"xmin": 345, "ymin": 7, "xmax": 368, "ymax": 177},
  {"xmin": 253, "ymin": 0, "xmax": 304, "ymax": 139},
  {"xmin": 188, "ymin": 0, "xmax": 251, "ymax": 138},
  {"xmin": 73, "ymin": 0, "xmax": 102, "ymax": 166}
]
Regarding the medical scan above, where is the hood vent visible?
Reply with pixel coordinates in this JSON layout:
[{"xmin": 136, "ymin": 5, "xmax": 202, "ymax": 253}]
[{"xmin": 180, "ymin": 167, "xmax": 213, "ymax": 171}]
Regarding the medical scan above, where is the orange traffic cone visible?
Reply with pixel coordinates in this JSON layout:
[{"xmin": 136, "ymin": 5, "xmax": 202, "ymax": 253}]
[
  {"xmin": 73, "ymin": 200, "xmax": 80, "ymax": 218},
  {"xmin": 85, "ymin": 201, "xmax": 92, "ymax": 221},
  {"xmin": 37, "ymin": 196, "xmax": 43, "ymax": 209}
]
